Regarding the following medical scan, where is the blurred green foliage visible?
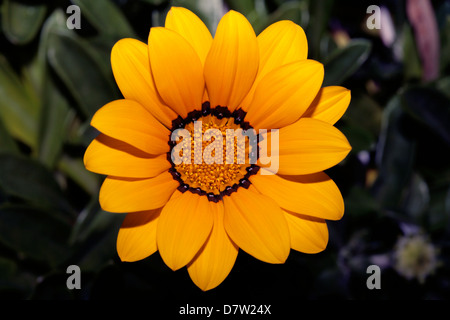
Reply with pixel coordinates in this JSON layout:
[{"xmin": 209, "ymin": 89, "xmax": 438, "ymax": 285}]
[{"xmin": 0, "ymin": 0, "xmax": 449, "ymax": 300}]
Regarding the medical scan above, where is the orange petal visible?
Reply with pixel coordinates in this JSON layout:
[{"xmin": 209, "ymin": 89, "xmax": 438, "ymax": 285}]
[
  {"xmin": 148, "ymin": 27, "xmax": 205, "ymax": 118},
  {"xmin": 187, "ymin": 201, "xmax": 238, "ymax": 291},
  {"xmin": 283, "ymin": 210, "xmax": 329, "ymax": 254},
  {"xmin": 250, "ymin": 170, "xmax": 344, "ymax": 220},
  {"xmin": 204, "ymin": 10, "xmax": 259, "ymax": 111},
  {"xmin": 303, "ymin": 86, "xmax": 351, "ymax": 125},
  {"xmin": 165, "ymin": 7, "xmax": 213, "ymax": 65},
  {"xmin": 99, "ymin": 171, "xmax": 178, "ymax": 213},
  {"xmin": 157, "ymin": 192, "xmax": 214, "ymax": 271},
  {"xmin": 84, "ymin": 134, "xmax": 170, "ymax": 178},
  {"xmin": 240, "ymin": 20, "xmax": 308, "ymax": 110},
  {"xmin": 90, "ymin": 99, "xmax": 170, "ymax": 155},
  {"xmin": 223, "ymin": 186, "xmax": 290, "ymax": 264},
  {"xmin": 246, "ymin": 60, "xmax": 324, "ymax": 130},
  {"xmin": 276, "ymin": 118, "xmax": 351, "ymax": 175},
  {"xmin": 111, "ymin": 39, "xmax": 176, "ymax": 127},
  {"xmin": 117, "ymin": 209, "xmax": 161, "ymax": 262}
]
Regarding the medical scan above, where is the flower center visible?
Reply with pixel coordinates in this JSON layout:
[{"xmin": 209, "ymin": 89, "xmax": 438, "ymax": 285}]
[{"xmin": 168, "ymin": 102, "xmax": 259, "ymax": 202}]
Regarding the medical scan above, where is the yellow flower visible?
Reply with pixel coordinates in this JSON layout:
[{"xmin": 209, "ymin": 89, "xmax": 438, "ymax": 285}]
[{"xmin": 84, "ymin": 7, "xmax": 351, "ymax": 291}]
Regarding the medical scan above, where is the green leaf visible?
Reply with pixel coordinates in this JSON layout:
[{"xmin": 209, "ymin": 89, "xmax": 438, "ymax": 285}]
[
  {"xmin": 0, "ymin": 256, "xmax": 17, "ymax": 280},
  {"xmin": 266, "ymin": 0, "xmax": 308, "ymax": 27},
  {"xmin": 1, "ymin": 0, "xmax": 47, "ymax": 45},
  {"xmin": 436, "ymin": 76, "xmax": 450, "ymax": 99},
  {"xmin": 344, "ymin": 92, "xmax": 382, "ymax": 137},
  {"xmin": 338, "ymin": 124, "xmax": 374, "ymax": 154},
  {"xmin": 75, "ymin": 224, "xmax": 120, "ymax": 273},
  {"xmin": 47, "ymin": 30, "xmax": 118, "ymax": 119},
  {"xmin": 0, "ymin": 154, "xmax": 74, "ymax": 218},
  {"xmin": 372, "ymin": 96, "xmax": 416, "ymax": 209},
  {"xmin": 69, "ymin": 202, "xmax": 123, "ymax": 272},
  {"xmin": 401, "ymin": 86, "xmax": 450, "ymax": 146},
  {"xmin": 29, "ymin": 273, "xmax": 76, "ymax": 300},
  {"xmin": 440, "ymin": 14, "xmax": 450, "ymax": 72},
  {"xmin": 23, "ymin": 10, "xmax": 68, "ymax": 95},
  {"xmin": 0, "ymin": 55, "xmax": 39, "ymax": 148},
  {"xmin": 71, "ymin": 0, "xmax": 135, "ymax": 39},
  {"xmin": 225, "ymin": 0, "xmax": 255, "ymax": 15},
  {"xmin": 345, "ymin": 186, "xmax": 380, "ymax": 218},
  {"xmin": 25, "ymin": 10, "xmax": 77, "ymax": 168},
  {"xmin": 427, "ymin": 187, "xmax": 450, "ymax": 232},
  {"xmin": 251, "ymin": 0, "xmax": 308, "ymax": 35},
  {"xmin": 41, "ymin": 97, "xmax": 75, "ymax": 168},
  {"xmin": 400, "ymin": 173, "xmax": 430, "ymax": 220},
  {"xmin": 0, "ymin": 116, "xmax": 19, "ymax": 155},
  {"xmin": 139, "ymin": 0, "xmax": 168, "ymax": 5},
  {"xmin": 337, "ymin": 93, "xmax": 381, "ymax": 153},
  {"xmin": 0, "ymin": 256, "xmax": 35, "ymax": 299},
  {"xmin": 401, "ymin": 23, "xmax": 422, "ymax": 81},
  {"xmin": 37, "ymin": 80, "xmax": 75, "ymax": 168},
  {"xmin": 0, "ymin": 205, "xmax": 70, "ymax": 268},
  {"xmin": 306, "ymin": 0, "xmax": 334, "ymax": 60},
  {"xmin": 57, "ymin": 155, "xmax": 100, "ymax": 197},
  {"xmin": 323, "ymin": 40, "xmax": 372, "ymax": 86},
  {"xmin": 437, "ymin": 0, "xmax": 450, "ymax": 30}
]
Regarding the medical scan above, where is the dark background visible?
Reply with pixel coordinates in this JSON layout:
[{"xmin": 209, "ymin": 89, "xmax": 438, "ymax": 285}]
[{"xmin": 0, "ymin": 0, "xmax": 450, "ymax": 300}]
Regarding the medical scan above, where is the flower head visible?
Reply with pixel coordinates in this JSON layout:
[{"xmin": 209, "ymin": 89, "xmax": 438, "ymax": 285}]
[
  {"xmin": 393, "ymin": 233, "xmax": 439, "ymax": 283},
  {"xmin": 84, "ymin": 7, "xmax": 351, "ymax": 291}
]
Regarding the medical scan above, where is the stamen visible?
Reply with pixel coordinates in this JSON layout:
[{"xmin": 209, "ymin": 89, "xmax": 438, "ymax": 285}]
[{"xmin": 168, "ymin": 104, "xmax": 259, "ymax": 201}]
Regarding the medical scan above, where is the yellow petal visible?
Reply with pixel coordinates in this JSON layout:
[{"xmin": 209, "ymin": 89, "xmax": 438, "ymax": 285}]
[
  {"xmin": 204, "ymin": 10, "xmax": 259, "ymax": 111},
  {"xmin": 276, "ymin": 118, "xmax": 351, "ymax": 175},
  {"xmin": 84, "ymin": 134, "xmax": 170, "ymax": 178},
  {"xmin": 257, "ymin": 20, "xmax": 308, "ymax": 73},
  {"xmin": 99, "ymin": 171, "xmax": 178, "ymax": 213},
  {"xmin": 157, "ymin": 192, "xmax": 214, "ymax": 271},
  {"xmin": 250, "ymin": 170, "xmax": 344, "ymax": 220},
  {"xmin": 240, "ymin": 20, "xmax": 308, "ymax": 110},
  {"xmin": 148, "ymin": 27, "xmax": 205, "ymax": 118},
  {"xmin": 246, "ymin": 60, "xmax": 324, "ymax": 130},
  {"xmin": 111, "ymin": 39, "xmax": 176, "ymax": 127},
  {"xmin": 117, "ymin": 209, "xmax": 161, "ymax": 262},
  {"xmin": 165, "ymin": 7, "xmax": 213, "ymax": 65},
  {"xmin": 187, "ymin": 201, "xmax": 238, "ymax": 291},
  {"xmin": 91, "ymin": 99, "xmax": 170, "ymax": 155},
  {"xmin": 303, "ymin": 86, "xmax": 351, "ymax": 125},
  {"xmin": 283, "ymin": 210, "xmax": 329, "ymax": 254},
  {"xmin": 223, "ymin": 186, "xmax": 290, "ymax": 264}
]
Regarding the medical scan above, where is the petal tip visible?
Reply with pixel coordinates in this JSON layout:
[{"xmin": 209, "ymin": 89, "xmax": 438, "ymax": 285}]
[{"xmin": 166, "ymin": 6, "xmax": 184, "ymax": 18}]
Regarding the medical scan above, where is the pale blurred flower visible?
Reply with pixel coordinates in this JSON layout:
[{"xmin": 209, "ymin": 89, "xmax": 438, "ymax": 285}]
[
  {"xmin": 380, "ymin": 6, "xmax": 396, "ymax": 47},
  {"xmin": 393, "ymin": 233, "xmax": 439, "ymax": 283}
]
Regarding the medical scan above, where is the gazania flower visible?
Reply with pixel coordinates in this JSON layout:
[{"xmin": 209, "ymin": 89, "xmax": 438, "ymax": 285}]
[{"xmin": 84, "ymin": 7, "xmax": 351, "ymax": 291}]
